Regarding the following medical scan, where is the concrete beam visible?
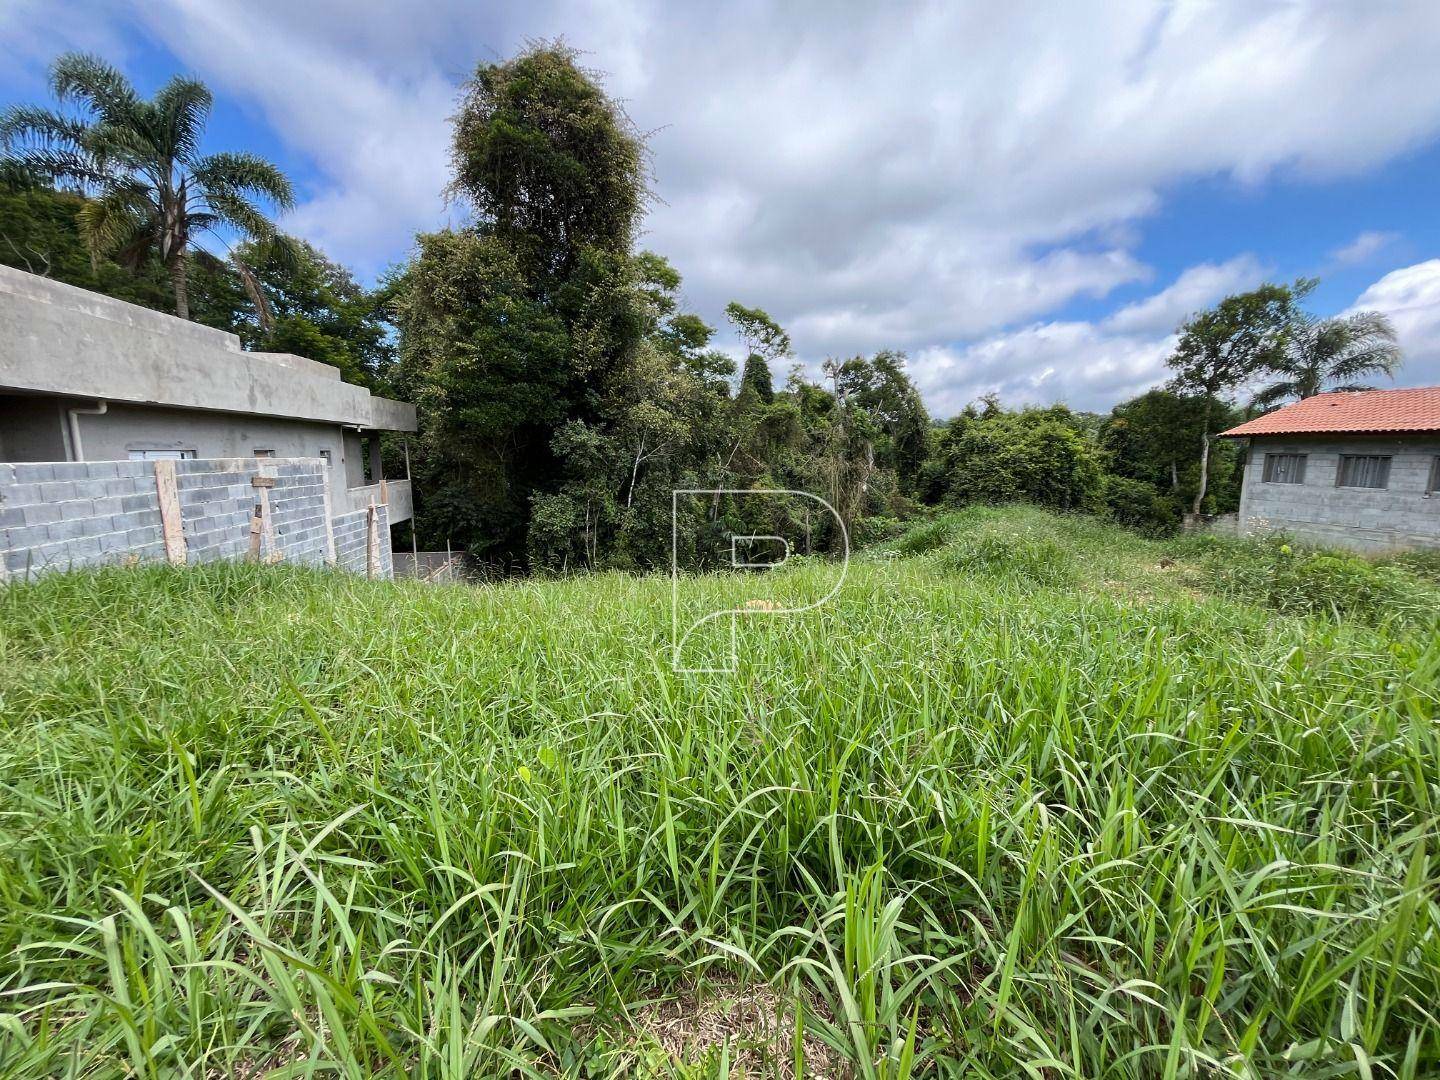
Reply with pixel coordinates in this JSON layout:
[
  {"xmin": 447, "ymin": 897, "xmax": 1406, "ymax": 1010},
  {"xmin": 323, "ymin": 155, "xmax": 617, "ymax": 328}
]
[{"xmin": 0, "ymin": 264, "xmax": 415, "ymax": 432}]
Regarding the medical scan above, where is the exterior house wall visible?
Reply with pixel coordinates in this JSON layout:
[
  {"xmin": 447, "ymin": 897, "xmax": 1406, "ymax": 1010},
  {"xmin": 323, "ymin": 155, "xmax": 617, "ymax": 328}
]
[
  {"xmin": 68, "ymin": 403, "xmax": 350, "ymax": 473},
  {"xmin": 1236, "ymin": 434, "xmax": 1440, "ymax": 552}
]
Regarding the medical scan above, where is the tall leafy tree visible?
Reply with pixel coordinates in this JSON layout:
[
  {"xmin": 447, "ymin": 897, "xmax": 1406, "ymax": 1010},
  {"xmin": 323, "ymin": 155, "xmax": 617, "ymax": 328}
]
[
  {"xmin": 1167, "ymin": 281, "xmax": 1305, "ymax": 516},
  {"xmin": 0, "ymin": 53, "xmax": 293, "ymax": 320},
  {"xmin": 449, "ymin": 42, "xmax": 647, "ymax": 286},
  {"xmin": 1253, "ymin": 310, "xmax": 1401, "ymax": 409}
]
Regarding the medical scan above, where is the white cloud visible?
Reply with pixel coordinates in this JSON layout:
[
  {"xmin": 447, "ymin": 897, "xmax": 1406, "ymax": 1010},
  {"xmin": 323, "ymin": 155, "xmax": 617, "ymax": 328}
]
[
  {"xmin": 1347, "ymin": 260, "xmax": 1440, "ymax": 387},
  {"xmin": 909, "ymin": 256, "xmax": 1272, "ymax": 413},
  {"xmin": 1102, "ymin": 256, "xmax": 1267, "ymax": 336},
  {"xmin": 1330, "ymin": 230, "xmax": 1399, "ymax": 267},
  {"xmin": 10, "ymin": 1, "xmax": 1440, "ymax": 407}
]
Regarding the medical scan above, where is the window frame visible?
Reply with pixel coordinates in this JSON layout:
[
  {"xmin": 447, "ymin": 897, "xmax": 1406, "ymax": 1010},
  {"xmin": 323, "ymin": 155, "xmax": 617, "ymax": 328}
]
[
  {"xmin": 1427, "ymin": 455, "xmax": 1440, "ymax": 497},
  {"xmin": 1262, "ymin": 452, "xmax": 1308, "ymax": 485},
  {"xmin": 1335, "ymin": 454, "xmax": 1393, "ymax": 490},
  {"xmin": 126, "ymin": 449, "xmax": 196, "ymax": 460}
]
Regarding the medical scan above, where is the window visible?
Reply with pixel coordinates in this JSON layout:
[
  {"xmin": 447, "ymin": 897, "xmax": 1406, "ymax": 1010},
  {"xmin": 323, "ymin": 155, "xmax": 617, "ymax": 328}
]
[
  {"xmin": 1428, "ymin": 456, "xmax": 1440, "ymax": 496},
  {"xmin": 127, "ymin": 449, "xmax": 195, "ymax": 460},
  {"xmin": 1263, "ymin": 453, "xmax": 1307, "ymax": 484},
  {"xmin": 319, "ymin": 449, "xmax": 333, "ymax": 466},
  {"xmin": 1336, "ymin": 454, "xmax": 1392, "ymax": 489},
  {"xmin": 253, "ymin": 448, "xmax": 276, "ymax": 458}
]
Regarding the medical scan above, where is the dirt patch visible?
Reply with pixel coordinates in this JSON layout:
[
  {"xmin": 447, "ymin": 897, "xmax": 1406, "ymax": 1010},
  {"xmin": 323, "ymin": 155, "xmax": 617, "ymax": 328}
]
[{"xmin": 590, "ymin": 975, "xmax": 849, "ymax": 1078}]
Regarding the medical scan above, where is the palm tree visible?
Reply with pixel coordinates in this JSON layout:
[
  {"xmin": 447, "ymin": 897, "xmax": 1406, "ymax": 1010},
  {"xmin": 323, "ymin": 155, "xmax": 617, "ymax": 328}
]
[
  {"xmin": 0, "ymin": 53, "xmax": 293, "ymax": 320},
  {"xmin": 1253, "ymin": 311, "xmax": 1402, "ymax": 410}
]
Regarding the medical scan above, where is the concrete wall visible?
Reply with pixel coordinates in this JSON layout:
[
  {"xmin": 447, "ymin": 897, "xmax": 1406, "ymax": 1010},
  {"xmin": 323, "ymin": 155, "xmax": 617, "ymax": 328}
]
[
  {"xmin": 71, "ymin": 402, "xmax": 347, "ymax": 468},
  {"xmin": 1236, "ymin": 434, "xmax": 1440, "ymax": 552},
  {"xmin": 0, "ymin": 263, "xmax": 414, "ymax": 431},
  {"xmin": 0, "ymin": 457, "xmax": 395, "ymax": 580},
  {"xmin": 333, "ymin": 503, "xmax": 393, "ymax": 577}
]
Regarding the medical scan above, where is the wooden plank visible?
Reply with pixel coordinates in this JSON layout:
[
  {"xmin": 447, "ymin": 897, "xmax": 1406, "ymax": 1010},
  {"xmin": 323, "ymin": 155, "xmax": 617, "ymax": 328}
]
[
  {"xmin": 153, "ymin": 459, "xmax": 186, "ymax": 566},
  {"xmin": 320, "ymin": 461, "xmax": 337, "ymax": 566},
  {"xmin": 366, "ymin": 502, "xmax": 379, "ymax": 579}
]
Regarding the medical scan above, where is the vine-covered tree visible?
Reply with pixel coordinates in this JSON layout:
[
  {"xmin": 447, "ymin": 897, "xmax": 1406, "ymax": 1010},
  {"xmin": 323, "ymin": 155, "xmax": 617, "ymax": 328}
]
[{"xmin": 0, "ymin": 53, "xmax": 294, "ymax": 320}]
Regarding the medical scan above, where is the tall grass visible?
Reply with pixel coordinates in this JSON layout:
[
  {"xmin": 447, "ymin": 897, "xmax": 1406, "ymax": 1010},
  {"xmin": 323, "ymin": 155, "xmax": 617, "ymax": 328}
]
[{"xmin": 1, "ymin": 508, "xmax": 1437, "ymax": 1077}]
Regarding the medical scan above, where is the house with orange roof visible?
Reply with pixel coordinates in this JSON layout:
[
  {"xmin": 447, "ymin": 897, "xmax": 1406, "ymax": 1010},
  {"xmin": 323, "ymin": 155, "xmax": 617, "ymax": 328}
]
[{"xmin": 1220, "ymin": 387, "xmax": 1440, "ymax": 552}]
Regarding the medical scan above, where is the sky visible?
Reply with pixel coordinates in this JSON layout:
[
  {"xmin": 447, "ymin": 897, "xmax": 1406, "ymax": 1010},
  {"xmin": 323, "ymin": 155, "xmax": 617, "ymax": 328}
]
[{"xmin": 5, "ymin": 0, "xmax": 1440, "ymax": 416}]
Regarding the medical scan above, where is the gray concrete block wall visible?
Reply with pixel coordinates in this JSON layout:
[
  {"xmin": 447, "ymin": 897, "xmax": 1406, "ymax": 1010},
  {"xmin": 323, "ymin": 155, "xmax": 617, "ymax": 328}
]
[
  {"xmin": 0, "ymin": 460, "xmax": 166, "ymax": 577},
  {"xmin": 332, "ymin": 503, "xmax": 392, "ymax": 577},
  {"xmin": 1236, "ymin": 435, "xmax": 1440, "ymax": 553},
  {"xmin": 1, "ymin": 457, "xmax": 394, "ymax": 579}
]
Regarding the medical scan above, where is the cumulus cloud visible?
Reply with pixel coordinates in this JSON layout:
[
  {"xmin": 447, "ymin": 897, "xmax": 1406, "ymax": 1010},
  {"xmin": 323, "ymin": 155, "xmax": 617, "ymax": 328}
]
[
  {"xmin": 9, "ymin": 1, "xmax": 1440, "ymax": 406},
  {"xmin": 907, "ymin": 256, "xmax": 1269, "ymax": 413},
  {"xmin": 1347, "ymin": 260, "xmax": 1440, "ymax": 387}
]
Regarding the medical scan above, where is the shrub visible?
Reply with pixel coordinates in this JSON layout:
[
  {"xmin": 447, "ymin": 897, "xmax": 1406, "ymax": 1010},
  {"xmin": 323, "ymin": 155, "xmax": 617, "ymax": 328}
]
[
  {"xmin": 1101, "ymin": 474, "xmax": 1181, "ymax": 535},
  {"xmin": 1204, "ymin": 536, "xmax": 1439, "ymax": 627},
  {"xmin": 892, "ymin": 516, "xmax": 958, "ymax": 555}
]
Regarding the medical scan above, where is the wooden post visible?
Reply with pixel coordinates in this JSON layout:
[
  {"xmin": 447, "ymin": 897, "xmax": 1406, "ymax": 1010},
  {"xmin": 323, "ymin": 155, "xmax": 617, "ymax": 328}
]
[
  {"xmin": 365, "ymin": 502, "xmax": 379, "ymax": 579},
  {"xmin": 251, "ymin": 474, "xmax": 279, "ymax": 564},
  {"xmin": 319, "ymin": 459, "xmax": 337, "ymax": 566},
  {"xmin": 153, "ymin": 459, "xmax": 186, "ymax": 566}
]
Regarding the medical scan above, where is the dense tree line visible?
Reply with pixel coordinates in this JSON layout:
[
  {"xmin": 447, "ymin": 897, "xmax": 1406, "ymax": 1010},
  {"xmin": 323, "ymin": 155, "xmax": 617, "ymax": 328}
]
[{"xmin": 3, "ymin": 47, "xmax": 1404, "ymax": 572}]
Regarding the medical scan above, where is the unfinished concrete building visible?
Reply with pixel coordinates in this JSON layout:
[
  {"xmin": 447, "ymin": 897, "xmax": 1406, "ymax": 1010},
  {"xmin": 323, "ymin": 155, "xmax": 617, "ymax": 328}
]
[{"xmin": 0, "ymin": 264, "xmax": 416, "ymax": 576}]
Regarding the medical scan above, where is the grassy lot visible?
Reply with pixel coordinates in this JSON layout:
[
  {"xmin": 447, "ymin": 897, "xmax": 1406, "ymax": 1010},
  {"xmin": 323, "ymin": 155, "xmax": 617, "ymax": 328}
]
[{"xmin": 1, "ymin": 507, "xmax": 1437, "ymax": 1077}]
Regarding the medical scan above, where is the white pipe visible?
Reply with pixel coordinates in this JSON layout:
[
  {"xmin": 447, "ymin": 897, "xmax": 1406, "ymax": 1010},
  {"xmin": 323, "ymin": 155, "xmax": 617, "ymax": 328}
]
[{"xmin": 66, "ymin": 400, "xmax": 108, "ymax": 461}]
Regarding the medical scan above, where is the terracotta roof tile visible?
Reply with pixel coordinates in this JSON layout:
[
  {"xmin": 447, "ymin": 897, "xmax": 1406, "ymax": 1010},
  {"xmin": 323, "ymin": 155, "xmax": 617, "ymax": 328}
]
[{"xmin": 1219, "ymin": 387, "xmax": 1440, "ymax": 437}]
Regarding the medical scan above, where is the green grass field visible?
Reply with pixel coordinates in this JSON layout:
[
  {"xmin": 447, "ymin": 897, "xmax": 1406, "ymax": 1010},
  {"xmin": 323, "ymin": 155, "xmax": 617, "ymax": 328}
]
[{"xmin": 2, "ymin": 508, "xmax": 1438, "ymax": 1077}]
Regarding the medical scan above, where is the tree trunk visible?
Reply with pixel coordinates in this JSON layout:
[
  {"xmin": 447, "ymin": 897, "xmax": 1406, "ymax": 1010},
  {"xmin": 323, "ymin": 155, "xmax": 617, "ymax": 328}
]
[
  {"xmin": 169, "ymin": 255, "xmax": 189, "ymax": 321},
  {"xmin": 1191, "ymin": 397, "xmax": 1213, "ymax": 517},
  {"xmin": 1170, "ymin": 460, "xmax": 1179, "ymax": 490}
]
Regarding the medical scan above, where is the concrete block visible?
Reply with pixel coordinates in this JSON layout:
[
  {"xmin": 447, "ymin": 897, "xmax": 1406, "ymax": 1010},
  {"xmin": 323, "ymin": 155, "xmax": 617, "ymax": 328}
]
[
  {"xmin": 0, "ymin": 507, "xmax": 23, "ymax": 529},
  {"xmin": 13, "ymin": 463, "xmax": 56, "ymax": 483},
  {"xmin": 47, "ymin": 519, "xmax": 88, "ymax": 542},
  {"xmin": 120, "ymin": 494, "xmax": 155, "ymax": 513},
  {"xmin": 23, "ymin": 503, "xmax": 62, "ymax": 526},
  {"xmin": 49, "ymin": 463, "xmax": 93, "ymax": 481},
  {"xmin": 39, "ymin": 481, "xmax": 77, "ymax": 502},
  {"xmin": 60, "ymin": 500, "xmax": 96, "ymax": 521},
  {"xmin": 1, "ymin": 483, "xmax": 44, "ymax": 506}
]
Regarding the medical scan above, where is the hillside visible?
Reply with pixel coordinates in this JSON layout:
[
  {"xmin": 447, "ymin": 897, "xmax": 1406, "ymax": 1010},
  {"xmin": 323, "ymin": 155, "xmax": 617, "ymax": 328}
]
[{"xmin": 1, "ymin": 509, "xmax": 1438, "ymax": 1077}]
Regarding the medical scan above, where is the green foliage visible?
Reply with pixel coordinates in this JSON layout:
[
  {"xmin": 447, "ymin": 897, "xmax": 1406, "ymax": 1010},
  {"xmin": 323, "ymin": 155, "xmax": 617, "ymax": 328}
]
[
  {"xmin": 927, "ymin": 406, "xmax": 1103, "ymax": 512},
  {"xmin": 1, "ymin": 52, "xmax": 293, "ymax": 319},
  {"xmin": 449, "ymin": 42, "xmax": 646, "ymax": 283},
  {"xmin": 2, "ymin": 515, "xmax": 1437, "ymax": 1075},
  {"xmin": 936, "ymin": 519, "xmax": 1077, "ymax": 586},
  {"xmin": 1100, "ymin": 472, "xmax": 1180, "ymax": 534},
  {"xmin": 1254, "ymin": 309, "xmax": 1403, "ymax": 409},
  {"xmin": 1198, "ymin": 534, "xmax": 1440, "ymax": 627}
]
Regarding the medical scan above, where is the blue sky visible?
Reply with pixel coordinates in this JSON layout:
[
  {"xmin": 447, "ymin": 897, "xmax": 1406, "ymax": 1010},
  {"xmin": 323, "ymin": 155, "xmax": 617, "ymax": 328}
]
[{"xmin": 5, "ymin": 1, "xmax": 1440, "ymax": 415}]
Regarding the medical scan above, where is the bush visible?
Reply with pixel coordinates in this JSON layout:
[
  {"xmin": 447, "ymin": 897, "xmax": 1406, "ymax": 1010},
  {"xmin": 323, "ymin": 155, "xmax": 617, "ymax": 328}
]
[
  {"xmin": 891, "ymin": 516, "xmax": 958, "ymax": 555},
  {"xmin": 1102, "ymin": 474, "xmax": 1181, "ymax": 535},
  {"xmin": 1204, "ymin": 536, "xmax": 1439, "ymax": 627},
  {"xmin": 937, "ymin": 522, "xmax": 1077, "ymax": 586},
  {"xmin": 851, "ymin": 514, "xmax": 909, "ymax": 549}
]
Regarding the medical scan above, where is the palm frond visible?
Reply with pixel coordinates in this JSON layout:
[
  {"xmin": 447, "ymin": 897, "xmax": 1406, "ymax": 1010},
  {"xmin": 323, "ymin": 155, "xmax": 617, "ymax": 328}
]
[
  {"xmin": 203, "ymin": 188, "xmax": 279, "ymax": 243},
  {"xmin": 153, "ymin": 76, "xmax": 213, "ymax": 163},
  {"xmin": 75, "ymin": 187, "xmax": 149, "ymax": 264},
  {"xmin": 192, "ymin": 151, "xmax": 295, "ymax": 210},
  {"xmin": 49, "ymin": 53, "xmax": 139, "ymax": 128},
  {"xmin": 0, "ymin": 104, "xmax": 90, "ymax": 152}
]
